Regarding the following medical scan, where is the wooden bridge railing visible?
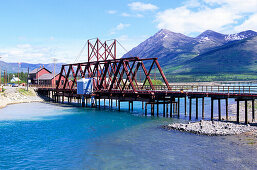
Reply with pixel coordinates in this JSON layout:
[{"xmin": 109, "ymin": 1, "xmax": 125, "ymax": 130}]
[
  {"xmin": 121, "ymin": 85, "xmax": 257, "ymax": 94},
  {"xmin": 35, "ymin": 84, "xmax": 257, "ymax": 94}
]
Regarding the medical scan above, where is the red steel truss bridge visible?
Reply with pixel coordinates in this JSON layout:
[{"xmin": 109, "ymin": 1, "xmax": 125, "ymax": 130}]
[{"xmin": 37, "ymin": 38, "xmax": 257, "ymax": 124}]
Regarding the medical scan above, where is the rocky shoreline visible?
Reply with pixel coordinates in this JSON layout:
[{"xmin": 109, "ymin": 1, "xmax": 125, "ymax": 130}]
[
  {"xmin": 163, "ymin": 120, "xmax": 257, "ymax": 136},
  {"xmin": 0, "ymin": 86, "xmax": 43, "ymax": 109}
]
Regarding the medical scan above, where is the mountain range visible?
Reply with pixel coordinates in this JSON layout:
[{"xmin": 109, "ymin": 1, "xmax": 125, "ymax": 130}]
[
  {"xmin": 122, "ymin": 29, "xmax": 257, "ymax": 75},
  {"xmin": 0, "ymin": 61, "xmax": 64, "ymax": 74}
]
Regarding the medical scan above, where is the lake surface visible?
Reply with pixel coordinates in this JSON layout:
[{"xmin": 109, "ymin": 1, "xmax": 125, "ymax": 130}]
[{"xmin": 0, "ymin": 102, "xmax": 256, "ymax": 169}]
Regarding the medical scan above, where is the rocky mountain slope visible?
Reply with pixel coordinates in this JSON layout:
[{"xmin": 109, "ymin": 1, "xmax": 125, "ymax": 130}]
[{"xmin": 122, "ymin": 29, "xmax": 257, "ymax": 74}]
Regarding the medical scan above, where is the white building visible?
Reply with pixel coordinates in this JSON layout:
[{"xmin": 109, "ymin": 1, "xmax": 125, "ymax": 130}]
[{"xmin": 10, "ymin": 76, "xmax": 21, "ymax": 83}]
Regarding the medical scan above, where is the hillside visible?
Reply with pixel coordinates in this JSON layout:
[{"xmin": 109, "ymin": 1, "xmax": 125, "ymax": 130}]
[
  {"xmin": 173, "ymin": 36, "xmax": 257, "ymax": 74},
  {"xmin": 122, "ymin": 29, "xmax": 257, "ymax": 79},
  {"xmin": 0, "ymin": 61, "xmax": 64, "ymax": 73}
]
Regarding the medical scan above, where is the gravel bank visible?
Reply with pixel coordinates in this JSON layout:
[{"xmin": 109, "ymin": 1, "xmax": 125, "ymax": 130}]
[
  {"xmin": 0, "ymin": 86, "xmax": 43, "ymax": 109},
  {"xmin": 163, "ymin": 120, "xmax": 257, "ymax": 136}
]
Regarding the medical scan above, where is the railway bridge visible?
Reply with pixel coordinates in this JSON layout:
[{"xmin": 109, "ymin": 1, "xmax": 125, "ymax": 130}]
[{"xmin": 37, "ymin": 39, "xmax": 257, "ymax": 124}]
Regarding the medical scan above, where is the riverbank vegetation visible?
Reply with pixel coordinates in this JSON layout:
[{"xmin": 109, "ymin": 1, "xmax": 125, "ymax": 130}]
[
  {"xmin": 165, "ymin": 73, "xmax": 257, "ymax": 82},
  {"xmin": 18, "ymin": 88, "xmax": 34, "ymax": 96}
]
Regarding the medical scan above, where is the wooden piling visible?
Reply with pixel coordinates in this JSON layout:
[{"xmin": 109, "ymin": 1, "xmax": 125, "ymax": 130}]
[
  {"xmin": 226, "ymin": 98, "xmax": 228, "ymax": 121},
  {"xmin": 104, "ymin": 99, "xmax": 106, "ymax": 108},
  {"xmin": 211, "ymin": 98, "xmax": 214, "ymax": 121},
  {"xmin": 189, "ymin": 98, "xmax": 192, "ymax": 120},
  {"xmin": 170, "ymin": 99, "xmax": 173, "ymax": 117},
  {"xmin": 237, "ymin": 100, "xmax": 240, "ymax": 123},
  {"xmin": 82, "ymin": 96, "xmax": 85, "ymax": 107},
  {"xmin": 163, "ymin": 101, "xmax": 165, "ymax": 117},
  {"xmin": 118, "ymin": 100, "xmax": 120, "ymax": 111},
  {"xmin": 177, "ymin": 98, "xmax": 180, "ymax": 118},
  {"xmin": 252, "ymin": 99, "xmax": 255, "ymax": 122},
  {"xmin": 245, "ymin": 100, "xmax": 248, "ymax": 124},
  {"xmin": 142, "ymin": 101, "xmax": 144, "ymax": 109},
  {"xmin": 145, "ymin": 103, "xmax": 147, "ymax": 116},
  {"xmin": 129, "ymin": 101, "xmax": 131, "ymax": 111},
  {"xmin": 185, "ymin": 97, "xmax": 187, "ymax": 115},
  {"xmin": 218, "ymin": 99, "xmax": 221, "ymax": 121},
  {"xmin": 151, "ymin": 104, "xmax": 154, "ymax": 116},
  {"xmin": 166, "ymin": 103, "xmax": 169, "ymax": 116},
  {"xmin": 157, "ymin": 101, "xmax": 159, "ymax": 116},
  {"xmin": 196, "ymin": 98, "xmax": 198, "ymax": 119},
  {"xmin": 111, "ymin": 99, "xmax": 113, "ymax": 108},
  {"xmin": 202, "ymin": 98, "xmax": 204, "ymax": 119},
  {"xmin": 131, "ymin": 101, "xmax": 133, "ymax": 111}
]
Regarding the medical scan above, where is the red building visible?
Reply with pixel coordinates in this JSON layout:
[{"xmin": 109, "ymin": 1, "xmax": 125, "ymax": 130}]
[
  {"xmin": 29, "ymin": 67, "xmax": 51, "ymax": 84},
  {"xmin": 29, "ymin": 66, "xmax": 65, "ymax": 87},
  {"xmin": 37, "ymin": 73, "xmax": 65, "ymax": 87}
]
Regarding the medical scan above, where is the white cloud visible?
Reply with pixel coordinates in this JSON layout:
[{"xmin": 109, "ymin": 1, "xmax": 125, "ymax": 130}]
[
  {"xmin": 107, "ymin": 10, "xmax": 117, "ymax": 14},
  {"xmin": 116, "ymin": 23, "xmax": 130, "ymax": 30},
  {"xmin": 128, "ymin": 2, "xmax": 158, "ymax": 11},
  {"xmin": 121, "ymin": 12, "xmax": 131, "ymax": 17},
  {"xmin": 121, "ymin": 12, "xmax": 144, "ymax": 18},
  {"xmin": 110, "ymin": 23, "xmax": 130, "ymax": 35},
  {"xmin": 0, "ymin": 44, "xmax": 79, "ymax": 64},
  {"xmin": 235, "ymin": 13, "xmax": 257, "ymax": 32},
  {"xmin": 155, "ymin": 0, "xmax": 257, "ymax": 35}
]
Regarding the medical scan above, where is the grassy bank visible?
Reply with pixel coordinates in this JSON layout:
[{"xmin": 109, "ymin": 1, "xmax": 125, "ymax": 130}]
[{"xmin": 18, "ymin": 88, "xmax": 34, "ymax": 96}]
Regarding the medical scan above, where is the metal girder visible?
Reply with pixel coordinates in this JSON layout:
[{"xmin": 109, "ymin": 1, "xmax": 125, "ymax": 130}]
[{"xmin": 56, "ymin": 39, "xmax": 170, "ymax": 95}]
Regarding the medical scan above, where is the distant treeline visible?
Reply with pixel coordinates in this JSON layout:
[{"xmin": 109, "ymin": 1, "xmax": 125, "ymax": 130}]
[{"xmin": 1, "ymin": 72, "xmax": 28, "ymax": 83}]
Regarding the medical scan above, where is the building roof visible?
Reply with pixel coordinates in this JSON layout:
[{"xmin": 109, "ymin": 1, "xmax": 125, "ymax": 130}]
[
  {"xmin": 10, "ymin": 77, "xmax": 21, "ymax": 82},
  {"xmin": 30, "ymin": 67, "xmax": 51, "ymax": 74},
  {"xmin": 38, "ymin": 73, "xmax": 59, "ymax": 80}
]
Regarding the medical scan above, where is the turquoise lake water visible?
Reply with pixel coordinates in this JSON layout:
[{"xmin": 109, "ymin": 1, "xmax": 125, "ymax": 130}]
[{"xmin": 0, "ymin": 102, "xmax": 256, "ymax": 169}]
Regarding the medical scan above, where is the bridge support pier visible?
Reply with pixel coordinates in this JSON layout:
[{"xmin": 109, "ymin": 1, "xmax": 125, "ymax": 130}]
[
  {"xmin": 145, "ymin": 103, "xmax": 147, "ymax": 116},
  {"xmin": 211, "ymin": 98, "xmax": 214, "ymax": 121},
  {"xmin": 189, "ymin": 98, "xmax": 192, "ymax": 120},
  {"xmin": 82, "ymin": 96, "xmax": 85, "ymax": 107},
  {"xmin": 202, "ymin": 98, "xmax": 205, "ymax": 119},
  {"xmin": 170, "ymin": 98, "xmax": 173, "ymax": 117},
  {"xmin": 226, "ymin": 98, "xmax": 228, "ymax": 121},
  {"xmin": 218, "ymin": 99, "xmax": 221, "ymax": 121},
  {"xmin": 185, "ymin": 97, "xmax": 187, "ymax": 116},
  {"xmin": 237, "ymin": 100, "xmax": 240, "ymax": 123},
  {"xmin": 178, "ymin": 98, "xmax": 180, "ymax": 118},
  {"xmin": 252, "ymin": 99, "xmax": 255, "ymax": 122},
  {"xmin": 196, "ymin": 98, "xmax": 198, "ymax": 119},
  {"xmin": 245, "ymin": 100, "xmax": 248, "ymax": 124},
  {"xmin": 151, "ymin": 104, "xmax": 154, "ymax": 116},
  {"xmin": 166, "ymin": 103, "xmax": 169, "ymax": 117},
  {"xmin": 163, "ymin": 102, "xmax": 165, "ymax": 117},
  {"xmin": 157, "ymin": 101, "xmax": 159, "ymax": 116}
]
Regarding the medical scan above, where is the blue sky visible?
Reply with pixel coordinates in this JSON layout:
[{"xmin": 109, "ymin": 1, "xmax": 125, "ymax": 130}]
[{"xmin": 0, "ymin": 0, "xmax": 256, "ymax": 64}]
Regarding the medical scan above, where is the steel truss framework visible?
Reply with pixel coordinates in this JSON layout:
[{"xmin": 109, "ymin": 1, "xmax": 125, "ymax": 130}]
[{"xmin": 56, "ymin": 39, "xmax": 170, "ymax": 93}]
